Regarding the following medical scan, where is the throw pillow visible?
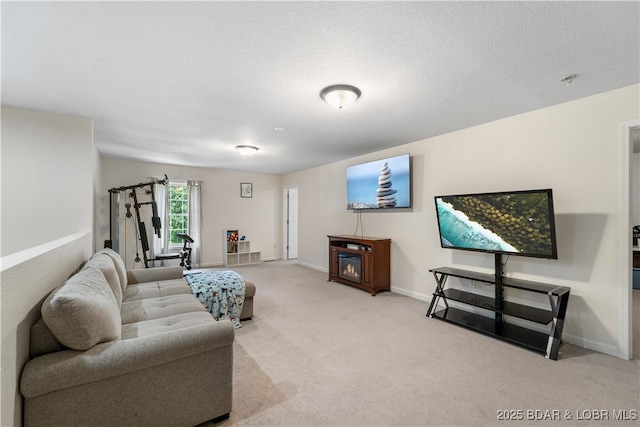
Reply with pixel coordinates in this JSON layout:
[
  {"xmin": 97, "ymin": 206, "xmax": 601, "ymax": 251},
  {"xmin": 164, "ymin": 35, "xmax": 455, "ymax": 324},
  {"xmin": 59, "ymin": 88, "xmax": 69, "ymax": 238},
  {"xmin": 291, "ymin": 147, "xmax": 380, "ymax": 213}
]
[{"xmin": 41, "ymin": 267, "xmax": 121, "ymax": 350}]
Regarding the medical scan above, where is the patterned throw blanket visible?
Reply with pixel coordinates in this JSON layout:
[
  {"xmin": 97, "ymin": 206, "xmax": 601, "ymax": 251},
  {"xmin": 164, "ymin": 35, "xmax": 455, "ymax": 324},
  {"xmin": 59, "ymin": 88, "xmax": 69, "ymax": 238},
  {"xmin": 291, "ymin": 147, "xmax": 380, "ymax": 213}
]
[{"xmin": 184, "ymin": 270, "xmax": 246, "ymax": 328}]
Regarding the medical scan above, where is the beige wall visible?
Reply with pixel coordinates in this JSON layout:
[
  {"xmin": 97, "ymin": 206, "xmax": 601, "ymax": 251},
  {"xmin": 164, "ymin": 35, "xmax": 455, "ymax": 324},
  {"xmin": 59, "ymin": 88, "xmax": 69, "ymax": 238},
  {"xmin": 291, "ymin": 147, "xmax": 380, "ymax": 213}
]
[
  {"xmin": 1, "ymin": 106, "xmax": 95, "ymax": 426},
  {"xmin": 283, "ymin": 84, "xmax": 640, "ymax": 357},
  {"xmin": 100, "ymin": 157, "xmax": 283, "ymax": 269}
]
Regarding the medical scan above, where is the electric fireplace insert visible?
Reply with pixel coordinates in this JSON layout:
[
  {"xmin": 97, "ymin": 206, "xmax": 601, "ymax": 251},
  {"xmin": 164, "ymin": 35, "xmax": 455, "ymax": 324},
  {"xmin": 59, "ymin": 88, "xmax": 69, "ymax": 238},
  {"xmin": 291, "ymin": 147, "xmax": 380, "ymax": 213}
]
[{"xmin": 338, "ymin": 252, "xmax": 362, "ymax": 284}]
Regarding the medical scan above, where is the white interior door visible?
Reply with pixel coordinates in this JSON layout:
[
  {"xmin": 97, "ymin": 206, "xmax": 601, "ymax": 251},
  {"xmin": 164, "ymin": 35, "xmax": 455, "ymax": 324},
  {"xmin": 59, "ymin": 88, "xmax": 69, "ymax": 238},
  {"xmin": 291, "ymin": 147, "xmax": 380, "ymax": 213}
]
[{"xmin": 287, "ymin": 186, "xmax": 299, "ymax": 259}]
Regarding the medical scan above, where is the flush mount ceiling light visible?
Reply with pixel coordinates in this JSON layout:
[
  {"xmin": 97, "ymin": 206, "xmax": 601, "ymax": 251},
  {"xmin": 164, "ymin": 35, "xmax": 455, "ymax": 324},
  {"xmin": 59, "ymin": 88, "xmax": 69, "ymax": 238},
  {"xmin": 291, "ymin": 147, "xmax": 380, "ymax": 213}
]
[
  {"xmin": 320, "ymin": 84, "xmax": 361, "ymax": 109},
  {"xmin": 235, "ymin": 145, "xmax": 259, "ymax": 156}
]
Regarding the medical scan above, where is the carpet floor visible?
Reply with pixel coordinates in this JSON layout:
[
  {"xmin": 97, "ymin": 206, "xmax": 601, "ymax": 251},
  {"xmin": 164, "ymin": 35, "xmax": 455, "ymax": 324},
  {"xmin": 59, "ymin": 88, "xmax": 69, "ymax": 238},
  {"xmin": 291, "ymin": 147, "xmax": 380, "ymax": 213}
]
[{"xmin": 199, "ymin": 261, "xmax": 639, "ymax": 426}]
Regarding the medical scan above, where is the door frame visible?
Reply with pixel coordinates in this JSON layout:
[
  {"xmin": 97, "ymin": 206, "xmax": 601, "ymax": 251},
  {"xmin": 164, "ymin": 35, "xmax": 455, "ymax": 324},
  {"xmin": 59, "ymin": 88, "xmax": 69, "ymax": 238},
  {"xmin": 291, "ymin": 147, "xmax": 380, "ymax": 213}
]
[
  {"xmin": 283, "ymin": 185, "xmax": 299, "ymax": 260},
  {"xmin": 619, "ymin": 119, "xmax": 639, "ymax": 360}
]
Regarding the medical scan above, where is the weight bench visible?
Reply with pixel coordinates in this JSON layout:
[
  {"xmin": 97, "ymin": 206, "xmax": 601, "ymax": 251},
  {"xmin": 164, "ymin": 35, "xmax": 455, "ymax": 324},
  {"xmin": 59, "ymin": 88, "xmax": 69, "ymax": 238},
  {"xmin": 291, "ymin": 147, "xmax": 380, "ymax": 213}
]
[{"xmin": 152, "ymin": 233, "xmax": 194, "ymax": 270}]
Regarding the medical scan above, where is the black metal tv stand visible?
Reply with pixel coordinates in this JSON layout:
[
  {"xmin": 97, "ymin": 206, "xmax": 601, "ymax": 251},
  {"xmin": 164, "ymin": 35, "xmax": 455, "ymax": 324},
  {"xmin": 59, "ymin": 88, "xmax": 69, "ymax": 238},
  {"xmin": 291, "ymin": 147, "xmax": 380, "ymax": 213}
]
[{"xmin": 426, "ymin": 254, "xmax": 570, "ymax": 360}]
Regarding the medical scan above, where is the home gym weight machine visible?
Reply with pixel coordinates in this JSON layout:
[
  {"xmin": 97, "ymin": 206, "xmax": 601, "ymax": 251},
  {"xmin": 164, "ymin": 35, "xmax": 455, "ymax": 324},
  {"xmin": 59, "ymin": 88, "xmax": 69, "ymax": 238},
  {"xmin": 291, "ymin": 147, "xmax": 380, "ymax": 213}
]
[{"xmin": 106, "ymin": 175, "xmax": 193, "ymax": 269}]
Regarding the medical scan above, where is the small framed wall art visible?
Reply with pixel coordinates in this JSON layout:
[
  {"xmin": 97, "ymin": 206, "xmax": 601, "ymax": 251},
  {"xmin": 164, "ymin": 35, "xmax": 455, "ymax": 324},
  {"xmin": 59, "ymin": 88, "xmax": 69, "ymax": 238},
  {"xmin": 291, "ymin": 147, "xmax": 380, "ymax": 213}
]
[{"xmin": 241, "ymin": 182, "xmax": 253, "ymax": 198}]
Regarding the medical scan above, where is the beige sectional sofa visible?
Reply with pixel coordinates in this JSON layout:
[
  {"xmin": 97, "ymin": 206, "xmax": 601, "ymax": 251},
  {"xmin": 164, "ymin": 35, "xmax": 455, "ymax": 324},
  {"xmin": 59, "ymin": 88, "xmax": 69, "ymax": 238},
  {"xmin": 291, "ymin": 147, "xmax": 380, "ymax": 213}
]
[{"xmin": 20, "ymin": 248, "xmax": 255, "ymax": 427}]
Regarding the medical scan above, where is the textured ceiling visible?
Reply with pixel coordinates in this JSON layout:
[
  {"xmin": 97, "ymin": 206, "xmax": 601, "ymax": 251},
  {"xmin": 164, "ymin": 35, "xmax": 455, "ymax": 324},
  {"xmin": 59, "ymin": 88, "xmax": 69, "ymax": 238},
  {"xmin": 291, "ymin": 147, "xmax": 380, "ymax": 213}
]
[{"xmin": 2, "ymin": 1, "xmax": 639, "ymax": 174}]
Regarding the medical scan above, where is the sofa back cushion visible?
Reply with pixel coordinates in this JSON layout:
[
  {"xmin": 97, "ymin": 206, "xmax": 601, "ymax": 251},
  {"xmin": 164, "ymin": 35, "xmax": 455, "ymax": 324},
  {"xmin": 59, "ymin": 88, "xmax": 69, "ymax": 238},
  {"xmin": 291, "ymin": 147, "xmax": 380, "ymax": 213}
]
[
  {"xmin": 83, "ymin": 253, "xmax": 123, "ymax": 308},
  {"xmin": 41, "ymin": 267, "xmax": 122, "ymax": 351},
  {"xmin": 94, "ymin": 247, "xmax": 128, "ymax": 292}
]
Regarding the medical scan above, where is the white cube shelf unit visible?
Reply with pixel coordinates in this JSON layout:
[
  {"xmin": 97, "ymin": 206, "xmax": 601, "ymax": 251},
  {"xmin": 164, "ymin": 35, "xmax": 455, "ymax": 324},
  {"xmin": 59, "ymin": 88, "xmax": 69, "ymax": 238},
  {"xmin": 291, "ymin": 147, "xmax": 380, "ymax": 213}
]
[{"xmin": 223, "ymin": 229, "xmax": 261, "ymax": 266}]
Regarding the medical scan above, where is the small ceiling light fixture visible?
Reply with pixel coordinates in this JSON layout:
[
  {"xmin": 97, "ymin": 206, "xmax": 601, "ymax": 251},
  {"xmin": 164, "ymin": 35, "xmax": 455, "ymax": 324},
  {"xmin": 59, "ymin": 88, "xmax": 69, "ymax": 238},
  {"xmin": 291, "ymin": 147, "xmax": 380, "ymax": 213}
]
[
  {"xmin": 235, "ymin": 145, "xmax": 259, "ymax": 156},
  {"xmin": 560, "ymin": 74, "xmax": 578, "ymax": 86},
  {"xmin": 320, "ymin": 84, "xmax": 361, "ymax": 109}
]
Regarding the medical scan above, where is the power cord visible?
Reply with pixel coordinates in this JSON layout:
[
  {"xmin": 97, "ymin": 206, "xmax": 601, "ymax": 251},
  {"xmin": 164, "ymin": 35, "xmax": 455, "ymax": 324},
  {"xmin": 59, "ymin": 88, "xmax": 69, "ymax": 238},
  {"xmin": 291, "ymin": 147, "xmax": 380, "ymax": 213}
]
[{"xmin": 353, "ymin": 209, "xmax": 364, "ymax": 237}]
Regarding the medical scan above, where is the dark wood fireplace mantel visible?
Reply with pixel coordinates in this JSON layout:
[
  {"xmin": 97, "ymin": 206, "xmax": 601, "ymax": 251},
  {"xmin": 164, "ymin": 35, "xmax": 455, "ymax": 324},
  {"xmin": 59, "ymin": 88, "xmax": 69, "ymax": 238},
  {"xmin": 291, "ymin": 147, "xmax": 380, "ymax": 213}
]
[{"xmin": 327, "ymin": 235, "xmax": 391, "ymax": 296}]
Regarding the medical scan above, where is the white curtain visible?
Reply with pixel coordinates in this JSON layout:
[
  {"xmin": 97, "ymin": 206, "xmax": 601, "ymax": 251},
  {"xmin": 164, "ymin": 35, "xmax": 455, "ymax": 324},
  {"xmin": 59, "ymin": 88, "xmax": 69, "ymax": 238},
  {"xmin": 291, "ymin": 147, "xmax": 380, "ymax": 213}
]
[
  {"xmin": 188, "ymin": 180, "xmax": 202, "ymax": 267},
  {"xmin": 152, "ymin": 180, "xmax": 169, "ymax": 265}
]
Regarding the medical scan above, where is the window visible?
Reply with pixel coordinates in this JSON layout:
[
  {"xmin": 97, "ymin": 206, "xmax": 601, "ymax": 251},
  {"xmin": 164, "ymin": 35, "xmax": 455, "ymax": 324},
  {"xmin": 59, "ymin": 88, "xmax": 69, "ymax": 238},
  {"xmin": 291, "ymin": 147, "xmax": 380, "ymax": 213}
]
[{"xmin": 168, "ymin": 184, "xmax": 189, "ymax": 245}]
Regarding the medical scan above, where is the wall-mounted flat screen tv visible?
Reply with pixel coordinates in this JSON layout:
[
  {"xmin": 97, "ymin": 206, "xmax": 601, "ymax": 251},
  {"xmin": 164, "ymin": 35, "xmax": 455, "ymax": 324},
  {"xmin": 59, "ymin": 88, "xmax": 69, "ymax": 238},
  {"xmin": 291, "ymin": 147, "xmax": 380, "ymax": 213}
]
[
  {"xmin": 434, "ymin": 189, "xmax": 558, "ymax": 259},
  {"xmin": 347, "ymin": 153, "xmax": 411, "ymax": 210}
]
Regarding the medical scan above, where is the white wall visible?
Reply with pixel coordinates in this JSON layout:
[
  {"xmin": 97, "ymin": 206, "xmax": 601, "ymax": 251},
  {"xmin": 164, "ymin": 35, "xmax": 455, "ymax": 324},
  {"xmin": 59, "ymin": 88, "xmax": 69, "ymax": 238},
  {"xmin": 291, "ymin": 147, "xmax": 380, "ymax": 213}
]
[
  {"xmin": 283, "ymin": 84, "xmax": 640, "ymax": 357},
  {"xmin": 0, "ymin": 106, "xmax": 95, "ymax": 426},
  {"xmin": 100, "ymin": 157, "xmax": 282, "ymax": 269},
  {"xmin": 1, "ymin": 107, "xmax": 94, "ymax": 256}
]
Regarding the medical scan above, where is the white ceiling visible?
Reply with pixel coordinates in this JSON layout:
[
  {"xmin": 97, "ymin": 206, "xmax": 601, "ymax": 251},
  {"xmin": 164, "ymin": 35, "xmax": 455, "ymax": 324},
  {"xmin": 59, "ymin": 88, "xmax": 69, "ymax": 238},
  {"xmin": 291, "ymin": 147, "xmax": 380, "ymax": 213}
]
[{"xmin": 2, "ymin": 1, "xmax": 639, "ymax": 175}]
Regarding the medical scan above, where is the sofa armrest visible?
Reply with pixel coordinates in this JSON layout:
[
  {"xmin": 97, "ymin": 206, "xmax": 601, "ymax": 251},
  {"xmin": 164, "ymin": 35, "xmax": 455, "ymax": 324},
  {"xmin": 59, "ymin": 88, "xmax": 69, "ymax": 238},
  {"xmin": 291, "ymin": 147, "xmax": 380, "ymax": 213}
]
[
  {"xmin": 126, "ymin": 266, "xmax": 184, "ymax": 284},
  {"xmin": 20, "ymin": 320, "xmax": 234, "ymax": 398}
]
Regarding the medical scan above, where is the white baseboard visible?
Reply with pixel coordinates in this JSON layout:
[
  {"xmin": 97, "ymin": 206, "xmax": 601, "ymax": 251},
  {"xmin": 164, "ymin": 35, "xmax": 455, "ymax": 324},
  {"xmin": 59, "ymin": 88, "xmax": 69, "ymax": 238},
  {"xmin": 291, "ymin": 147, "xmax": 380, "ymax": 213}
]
[
  {"xmin": 296, "ymin": 260, "xmax": 327, "ymax": 273},
  {"xmin": 197, "ymin": 262, "xmax": 224, "ymax": 268},
  {"xmin": 390, "ymin": 286, "xmax": 431, "ymax": 302},
  {"xmin": 560, "ymin": 333, "xmax": 620, "ymax": 358}
]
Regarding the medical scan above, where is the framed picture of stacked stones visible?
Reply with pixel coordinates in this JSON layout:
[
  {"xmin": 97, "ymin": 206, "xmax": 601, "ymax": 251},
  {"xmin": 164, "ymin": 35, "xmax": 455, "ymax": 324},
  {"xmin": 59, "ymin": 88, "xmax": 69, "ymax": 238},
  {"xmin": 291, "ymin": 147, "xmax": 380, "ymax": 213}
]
[
  {"xmin": 241, "ymin": 182, "xmax": 252, "ymax": 198},
  {"xmin": 346, "ymin": 153, "xmax": 411, "ymax": 210}
]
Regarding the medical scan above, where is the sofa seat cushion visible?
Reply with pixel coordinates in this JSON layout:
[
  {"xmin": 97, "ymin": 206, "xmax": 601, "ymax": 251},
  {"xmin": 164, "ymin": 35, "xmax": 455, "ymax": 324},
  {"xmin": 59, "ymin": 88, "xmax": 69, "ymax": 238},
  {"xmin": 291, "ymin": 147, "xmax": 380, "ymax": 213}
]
[
  {"xmin": 121, "ymin": 311, "xmax": 218, "ymax": 340},
  {"xmin": 123, "ymin": 279, "xmax": 191, "ymax": 302},
  {"xmin": 120, "ymin": 294, "xmax": 206, "ymax": 324},
  {"xmin": 41, "ymin": 268, "xmax": 121, "ymax": 351}
]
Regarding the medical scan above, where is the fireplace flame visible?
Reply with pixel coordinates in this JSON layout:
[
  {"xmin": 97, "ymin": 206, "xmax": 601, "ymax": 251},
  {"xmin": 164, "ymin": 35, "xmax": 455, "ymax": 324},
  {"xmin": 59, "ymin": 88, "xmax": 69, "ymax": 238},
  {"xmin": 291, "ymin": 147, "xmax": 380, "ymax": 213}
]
[{"xmin": 342, "ymin": 263, "xmax": 360, "ymax": 280}]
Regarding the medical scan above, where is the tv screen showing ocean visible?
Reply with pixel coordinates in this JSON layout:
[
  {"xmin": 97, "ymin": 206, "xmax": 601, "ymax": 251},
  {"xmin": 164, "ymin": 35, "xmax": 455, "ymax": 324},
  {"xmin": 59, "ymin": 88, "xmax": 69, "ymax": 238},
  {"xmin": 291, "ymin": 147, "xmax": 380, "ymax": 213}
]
[
  {"xmin": 436, "ymin": 199, "xmax": 518, "ymax": 252},
  {"xmin": 434, "ymin": 190, "xmax": 556, "ymax": 257}
]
